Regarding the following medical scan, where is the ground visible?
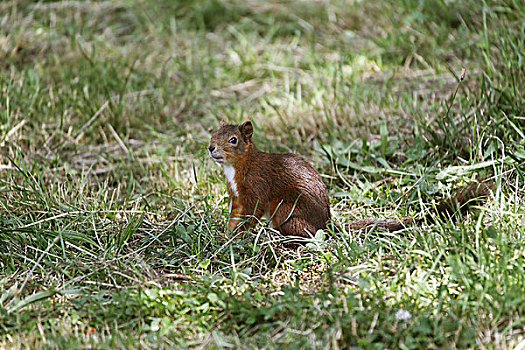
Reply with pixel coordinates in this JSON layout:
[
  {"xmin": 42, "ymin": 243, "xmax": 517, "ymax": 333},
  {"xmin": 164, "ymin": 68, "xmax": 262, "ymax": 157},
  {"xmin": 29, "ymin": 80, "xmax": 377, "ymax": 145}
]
[{"xmin": 0, "ymin": 0, "xmax": 524, "ymax": 348}]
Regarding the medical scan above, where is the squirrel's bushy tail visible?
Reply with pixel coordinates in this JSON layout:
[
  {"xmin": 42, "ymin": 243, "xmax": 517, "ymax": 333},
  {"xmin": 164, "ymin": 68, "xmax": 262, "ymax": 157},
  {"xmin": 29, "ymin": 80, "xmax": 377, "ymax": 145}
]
[
  {"xmin": 344, "ymin": 178, "xmax": 494, "ymax": 232},
  {"xmin": 434, "ymin": 179, "xmax": 493, "ymax": 219}
]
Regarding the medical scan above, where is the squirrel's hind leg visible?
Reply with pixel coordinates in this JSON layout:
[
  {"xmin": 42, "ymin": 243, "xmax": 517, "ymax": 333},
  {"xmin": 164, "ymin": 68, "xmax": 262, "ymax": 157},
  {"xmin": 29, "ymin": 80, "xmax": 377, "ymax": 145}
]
[
  {"xmin": 271, "ymin": 203, "xmax": 318, "ymax": 238},
  {"xmin": 275, "ymin": 217, "xmax": 317, "ymax": 238}
]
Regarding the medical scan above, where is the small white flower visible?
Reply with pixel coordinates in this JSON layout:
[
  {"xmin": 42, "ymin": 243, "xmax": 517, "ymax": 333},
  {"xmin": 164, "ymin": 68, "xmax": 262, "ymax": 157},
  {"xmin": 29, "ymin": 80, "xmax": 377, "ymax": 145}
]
[{"xmin": 395, "ymin": 309, "xmax": 412, "ymax": 321}]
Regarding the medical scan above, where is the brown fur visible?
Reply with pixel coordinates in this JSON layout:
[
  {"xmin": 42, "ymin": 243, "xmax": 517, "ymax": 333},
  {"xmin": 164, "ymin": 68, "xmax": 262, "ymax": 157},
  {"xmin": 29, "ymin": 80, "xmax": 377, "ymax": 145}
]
[
  {"xmin": 208, "ymin": 121, "xmax": 330, "ymax": 237},
  {"xmin": 209, "ymin": 121, "xmax": 494, "ymax": 237}
]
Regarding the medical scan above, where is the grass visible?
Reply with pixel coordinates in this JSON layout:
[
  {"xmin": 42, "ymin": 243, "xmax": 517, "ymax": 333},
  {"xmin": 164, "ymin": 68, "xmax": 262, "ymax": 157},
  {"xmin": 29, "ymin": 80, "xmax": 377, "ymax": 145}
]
[{"xmin": 0, "ymin": 0, "xmax": 524, "ymax": 348}]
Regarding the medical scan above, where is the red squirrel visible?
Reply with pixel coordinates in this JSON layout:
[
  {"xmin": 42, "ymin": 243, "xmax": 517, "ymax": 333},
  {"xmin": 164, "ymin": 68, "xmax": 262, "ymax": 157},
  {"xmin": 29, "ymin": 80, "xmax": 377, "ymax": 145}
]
[
  {"xmin": 208, "ymin": 120, "xmax": 330, "ymax": 237},
  {"xmin": 208, "ymin": 121, "xmax": 492, "ymax": 237}
]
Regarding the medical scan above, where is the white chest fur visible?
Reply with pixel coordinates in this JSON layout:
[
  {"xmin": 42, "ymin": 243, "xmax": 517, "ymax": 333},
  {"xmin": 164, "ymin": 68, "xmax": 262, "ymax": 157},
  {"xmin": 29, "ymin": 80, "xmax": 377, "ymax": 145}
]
[{"xmin": 223, "ymin": 164, "xmax": 239, "ymax": 197}]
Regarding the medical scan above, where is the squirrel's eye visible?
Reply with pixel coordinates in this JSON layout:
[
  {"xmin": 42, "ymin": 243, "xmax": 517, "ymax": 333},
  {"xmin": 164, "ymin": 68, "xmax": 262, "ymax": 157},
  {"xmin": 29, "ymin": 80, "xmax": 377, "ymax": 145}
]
[{"xmin": 228, "ymin": 137, "xmax": 237, "ymax": 144}]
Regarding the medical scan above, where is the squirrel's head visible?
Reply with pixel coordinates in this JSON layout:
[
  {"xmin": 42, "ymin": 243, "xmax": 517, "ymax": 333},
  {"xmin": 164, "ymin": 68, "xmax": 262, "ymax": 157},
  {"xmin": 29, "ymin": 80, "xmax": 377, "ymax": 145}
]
[{"xmin": 208, "ymin": 120, "xmax": 254, "ymax": 164}]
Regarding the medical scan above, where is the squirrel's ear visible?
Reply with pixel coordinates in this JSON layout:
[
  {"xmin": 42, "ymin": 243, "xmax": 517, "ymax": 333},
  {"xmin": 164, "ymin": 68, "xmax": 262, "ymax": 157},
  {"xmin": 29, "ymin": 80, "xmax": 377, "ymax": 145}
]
[
  {"xmin": 220, "ymin": 120, "xmax": 226, "ymax": 127},
  {"xmin": 240, "ymin": 121, "xmax": 253, "ymax": 139}
]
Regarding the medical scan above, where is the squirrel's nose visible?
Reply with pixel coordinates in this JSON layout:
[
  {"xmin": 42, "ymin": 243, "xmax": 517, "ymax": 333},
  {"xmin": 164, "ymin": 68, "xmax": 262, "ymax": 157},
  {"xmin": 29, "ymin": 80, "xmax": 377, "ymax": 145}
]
[{"xmin": 208, "ymin": 145, "xmax": 215, "ymax": 152}]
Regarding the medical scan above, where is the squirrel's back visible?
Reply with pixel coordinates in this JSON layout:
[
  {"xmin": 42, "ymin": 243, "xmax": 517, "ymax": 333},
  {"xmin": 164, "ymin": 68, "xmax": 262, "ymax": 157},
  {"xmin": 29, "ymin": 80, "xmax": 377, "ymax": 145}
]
[{"xmin": 241, "ymin": 150, "xmax": 330, "ymax": 227}]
